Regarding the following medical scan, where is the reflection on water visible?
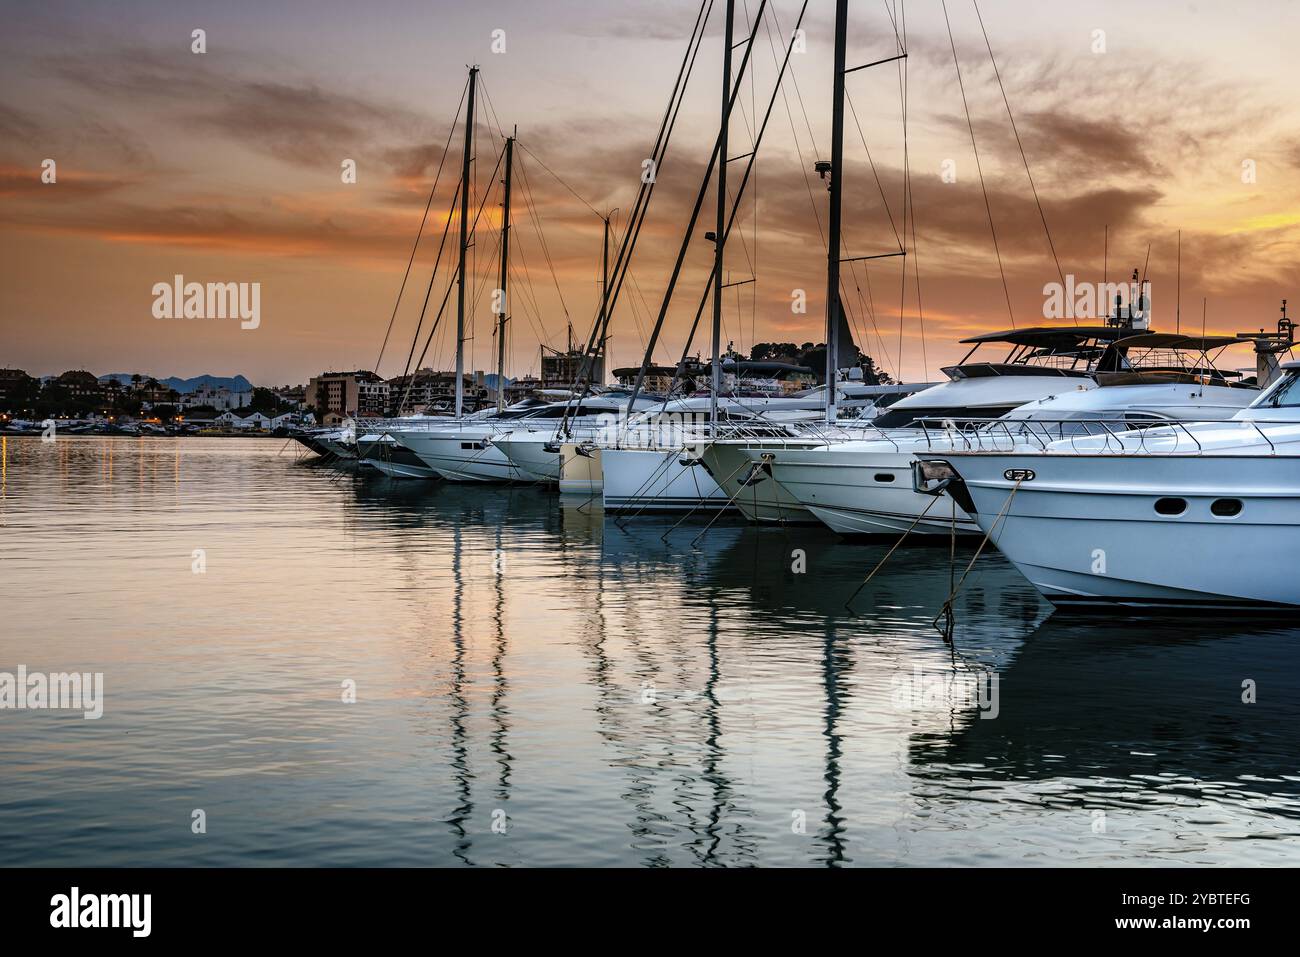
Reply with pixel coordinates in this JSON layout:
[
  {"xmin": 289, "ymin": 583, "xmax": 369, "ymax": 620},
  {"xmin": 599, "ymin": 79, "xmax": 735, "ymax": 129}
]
[{"xmin": 0, "ymin": 437, "xmax": 1297, "ymax": 866}]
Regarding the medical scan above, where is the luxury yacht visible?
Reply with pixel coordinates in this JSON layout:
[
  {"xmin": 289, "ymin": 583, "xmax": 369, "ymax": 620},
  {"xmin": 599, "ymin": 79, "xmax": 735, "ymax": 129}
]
[
  {"xmin": 587, "ymin": 382, "xmax": 919, "ymax": 511},
  {"xmin": 921, "ymin": 361, "xmax": 1300, "ymax": 611},
  {"xmin": 697, "ymin": 324, "xmax": 1145, "ymax": 524},
  {"xmin": 761, "ymin": 330, "xmax": 1268, "ymax": 536},
  {"xmin": 386, "ymin": 395, "xmax": 645, "ymax": 483},
  {"xmin": 488, "ymin": 393, "xmax": 668, "ymax": 486},
  {"xmin": 355, "ymin": 431, "xmax": 440, "ymax": 479},
  {"xmin": 291, "ymin": 425, "xmax": 358, "ymax": 460},
  {"xmin": 356, "ymin": 399, "xmax": 547, "ymax": 480},
  {"xmin": 594, "ymin": 388, "xmax": 850, "ymax": 509}
]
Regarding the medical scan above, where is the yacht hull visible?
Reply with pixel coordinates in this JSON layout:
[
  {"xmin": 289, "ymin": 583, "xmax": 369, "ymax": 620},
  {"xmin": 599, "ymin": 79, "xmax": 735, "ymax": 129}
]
[
  {"xmin": 944, "ymin": 451, "xmax": 1300, "ymax": 611},
  {"xmin": 394, "ymin": 430, "xmax": 523, "ymax": 483},
  {"xmin": 493, "ymin": 433, "xmax": 563, "ymax": 484},
  {"xmin": 764, "ymin": 442, "xmax": 979, "ymax": 537},
  {"xmin": 558, "ymin": 443, "xmax": 602, "ymax": 494},
  {"xmin": 369, "ymin": 457, "xmax": 440, "ymax": 480},
  {"xmin": 358, "ymin": 437, "xmax": 439, "ymax": 480},
  {"xmin": 602, "ymin": 448, "xmax": 729, "ymax": 513},
  {"xmin": 317, "ymin": 438, "xmax": 357, "ymax": 460},
  {"xmin": 698, "ymin": 439, "xmax": 823, "ymax": 524},
  {"xmin": 291, "ymin": 434, "xmax": 328, "ymax": 457}
]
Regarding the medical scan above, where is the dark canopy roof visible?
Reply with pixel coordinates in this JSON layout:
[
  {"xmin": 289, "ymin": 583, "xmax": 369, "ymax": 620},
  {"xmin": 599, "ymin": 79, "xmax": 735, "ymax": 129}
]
[
  {"xmin": 958, "ymin": 326, "xmax": 1135, "ymax": 349},
  {"xmin": 1106, "ymin": 333, "xmax": 1240, "ymax": 352}
]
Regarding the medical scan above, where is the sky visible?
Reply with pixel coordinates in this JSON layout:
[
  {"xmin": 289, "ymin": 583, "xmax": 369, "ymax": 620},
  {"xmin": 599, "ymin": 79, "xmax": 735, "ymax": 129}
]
[{"xmin": 3, "ymin": 0, "xmax": 1299, "ymax": 386}]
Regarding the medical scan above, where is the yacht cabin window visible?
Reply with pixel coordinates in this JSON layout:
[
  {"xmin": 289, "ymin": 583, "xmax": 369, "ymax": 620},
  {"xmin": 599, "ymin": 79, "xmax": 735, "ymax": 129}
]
[{"xmin": 1254, "ymin": 371, "xmax": 1300, "ymax": 408}]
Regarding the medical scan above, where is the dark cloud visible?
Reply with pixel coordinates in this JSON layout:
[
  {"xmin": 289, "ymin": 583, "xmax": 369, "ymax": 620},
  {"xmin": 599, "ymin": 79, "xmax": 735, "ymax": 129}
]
[
  {"xmin": 0, "ymin": 100, "xmax": 153, "ymax": 170},
  {"xmin": 45, "ymin": 48, "xmax": 429, "ymax": 173}
]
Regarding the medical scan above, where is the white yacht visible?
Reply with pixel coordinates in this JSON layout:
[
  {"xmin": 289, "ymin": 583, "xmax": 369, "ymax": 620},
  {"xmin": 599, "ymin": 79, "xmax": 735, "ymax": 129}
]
[
  {"xmin": 598, "ymin": 382, "xmax": 921, "ymax": 515},
  {"xmin": 386, "ymin": 400, "xmax": 566, "ymax": 483},
  {"xmin": 490, "ymin": 393, "xmax": 662, "ymax": 486},
  {"xmin": 356, "ymin": 431, "xmax": 440, "ymax": 479},
  {"xmin": 291, "ymin": 425, "xmax": 358, "ymax": 460},
  {"xmin": 761, "ymin": 331, "xmax": 1265, "ymax": 536},
  {"xmin": 920, "ymin": 361, "xmax": 1300, "ymax": 611},
  {"xmin": 699, "ymin": 324, "xmax": 1143, "ymax": 525},
  {"xmin": 392, "ymin": 395, "xmax": 647, "ymax": 486},
  {"xmin": 366, "ymin": 400, "xmax": 546, "ymax": 480},
  {"xmin": 594, "ymin": 385, "xmax": 853, "ymax": 510}
]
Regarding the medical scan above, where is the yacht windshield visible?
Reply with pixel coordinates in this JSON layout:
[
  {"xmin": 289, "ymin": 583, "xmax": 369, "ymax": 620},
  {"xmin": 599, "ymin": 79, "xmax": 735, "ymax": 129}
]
[{"xmin": 1252, "ymin": 370, "xmax": 1300, "ymax": 408}]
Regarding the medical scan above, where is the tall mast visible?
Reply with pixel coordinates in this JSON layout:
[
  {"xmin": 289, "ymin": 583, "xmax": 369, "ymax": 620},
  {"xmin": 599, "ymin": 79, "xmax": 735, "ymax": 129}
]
[
  {"xmin": 710, "ymin": 0, "xmax": 735, "ymax": 435},
  {"xmin": 600, "ymin": 214, "xmax": 610, "ymax": 343},
  {"xmin": 495, "ymin": 132, "xmax": 513, "ymax": 413},
  {"xmin": 825, "ymin": 0, "xmax": 848, "ymax": 423},
  {"xmin": 456, "ymin": 66, "xmax": 478, "ymax": 419}
]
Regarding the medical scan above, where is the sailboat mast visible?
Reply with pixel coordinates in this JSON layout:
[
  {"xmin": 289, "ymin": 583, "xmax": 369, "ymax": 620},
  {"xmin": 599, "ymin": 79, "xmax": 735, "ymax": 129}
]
[
  {"xmin": 711, "ymin": 0, "xmax": 735, "ymax": 435},
  {"xmin": 825, "ymin": 0, "xmax": 848, "ymax": 423},
  {"xmin": 456, "ymin": 66, "xmax": 478, "ymax": 419},
  {"xmin": 496, "ymin": 133, "xmax": 513, "ymax": 413},
  {"xmin": 600, "ymin": 214, "xmax": 610, "ymax": 340}
]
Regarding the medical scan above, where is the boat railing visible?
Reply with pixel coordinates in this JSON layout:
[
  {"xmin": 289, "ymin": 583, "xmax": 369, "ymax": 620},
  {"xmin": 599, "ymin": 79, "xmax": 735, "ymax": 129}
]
[
  {"xmin": 361, "ymin": 415, "xmax": 528, "ymax": 434},
  {"xmin": 597, "ymin": 413, "xmax": 1300, "ymax": 456},
  {"xmin": 915, "ymin": 416, "xmax": 1300, "ymax": 455}
]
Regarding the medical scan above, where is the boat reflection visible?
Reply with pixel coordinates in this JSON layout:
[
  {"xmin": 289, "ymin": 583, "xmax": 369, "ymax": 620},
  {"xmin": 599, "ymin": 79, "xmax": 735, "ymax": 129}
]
[
  {"xmin": 911, "ymin": 616, "xmax": 1300, "ymax": 822},
  {"xmin": 340, "ymin": 480, "xmax": 1052, "ymax": 865}
]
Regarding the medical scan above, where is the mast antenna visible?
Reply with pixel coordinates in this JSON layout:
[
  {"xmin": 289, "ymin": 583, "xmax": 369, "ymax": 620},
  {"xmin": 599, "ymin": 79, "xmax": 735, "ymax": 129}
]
[{"xmin": 1175, "ymin": 230, "xmax": 1181, "ymax": 335}]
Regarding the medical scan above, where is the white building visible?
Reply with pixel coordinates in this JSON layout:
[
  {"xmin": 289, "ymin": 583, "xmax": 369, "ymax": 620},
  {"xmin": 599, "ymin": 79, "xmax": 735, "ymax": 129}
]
[
  {"xmin": 181, "ymin": 387, "xmax": 253, "ymax": 411},
  {"xmin": 216, "ymin": 409, "xmax": 292, "ymax": 430}
]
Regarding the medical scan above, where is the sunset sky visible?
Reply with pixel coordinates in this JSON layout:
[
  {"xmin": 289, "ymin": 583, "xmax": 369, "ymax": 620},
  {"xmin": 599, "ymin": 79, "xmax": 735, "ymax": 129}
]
[{"xmin": 3, "ymin": 0, "xmax": 1299, "ymax": 386}]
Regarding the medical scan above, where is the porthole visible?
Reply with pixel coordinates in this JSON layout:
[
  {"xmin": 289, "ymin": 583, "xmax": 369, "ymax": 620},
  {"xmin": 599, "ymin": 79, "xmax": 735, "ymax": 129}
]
[
  {"xmin": 1154, "ymin": 497, "xmax": 1187, "ymax": 516},
  {"xmin": 1211, "ymin": 498, "xmax": 1243, "ymax": 517},
  {"xmin": 874, "ymin": 473, "xmax": 895, "ymax": 483}
]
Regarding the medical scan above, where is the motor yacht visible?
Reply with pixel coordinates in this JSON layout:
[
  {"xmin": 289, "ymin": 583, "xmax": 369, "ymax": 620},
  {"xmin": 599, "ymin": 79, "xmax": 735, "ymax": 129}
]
[
  {"xmin": 699, "ymin": 324, "xmax": 1144, "ymax": 524},
  {"xmin": 918, "ymin": 360, "xmax": 1300, "ymax": 611},
  {"xmin": 762, "ymin": 330, "xmax": 1268, "ymax": 536}
]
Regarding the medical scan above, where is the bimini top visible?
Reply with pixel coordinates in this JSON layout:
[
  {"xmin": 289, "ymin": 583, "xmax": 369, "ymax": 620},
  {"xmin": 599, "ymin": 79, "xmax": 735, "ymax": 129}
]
[
  {"xmin": 945, "ymin": 325, "xmax": 1142, "ymax": 380},
  {"xmin": 1092, "ymin": 332, "xmax": 1250, "ymax": 386},
  {"xmin": 957, "ymin": 326, "xmax": 1137, "ymax": 348},
  {"xmin": 1103, "ymin": 332, "xmax": 1241, "ymax": 352}
]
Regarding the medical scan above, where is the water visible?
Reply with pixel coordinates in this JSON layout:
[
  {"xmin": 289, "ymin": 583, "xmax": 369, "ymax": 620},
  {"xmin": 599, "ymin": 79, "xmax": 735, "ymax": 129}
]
[{"xmin": 1, "ymin": 436, "xmax": 1298, "ymax": 866}]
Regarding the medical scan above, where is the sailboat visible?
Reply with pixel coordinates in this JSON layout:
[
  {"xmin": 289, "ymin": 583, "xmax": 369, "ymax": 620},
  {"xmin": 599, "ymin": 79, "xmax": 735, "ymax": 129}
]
[{"xmin": 379, "ymin": 79, "xmax": 556, "ymax": 483}]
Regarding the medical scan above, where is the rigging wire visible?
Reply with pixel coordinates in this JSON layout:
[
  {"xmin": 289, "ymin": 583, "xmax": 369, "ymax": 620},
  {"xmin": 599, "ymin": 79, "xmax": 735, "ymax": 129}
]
[
  {"xmin": 654, "ymin": 0, "xmax": 805, "ymax": 400},
  {"xmin": 898, "ymin": 0, "xmax": 929, "ymax": 379},
  {"xmin": 767, "ymin": 0, "xmax": 895, "ymax": 380},
  {"xmin": 895, "ymin": 0, "xmax": 909, "ymax": 375},
  {"xmin": 398, "ymin": 180, "xmax": 461, "ymax": 391},
  {"xmin": 941, "ymin": 0, "xmax": 1016, "ymax": 328},
  {"xmin": 514, "ymin": 153, "xmax": 572, "ymax": 329},
  {"xmin": 375, "ymin": 76, "xmax": 468, "ymax": 376},
  {"xmin": 845, "ymin": 92, "xmax": 901, "ymax": 249},
  {"xmin": 564, "ymin": 0, "xmax": 718, "ymax": 424},
  {"xmin": 397, "ymin": 143, "xmax": 506, "ymax": 411},
  {"xmin": 587, "ymin": 0, "xmax": 716, "ymax": 358},
  {"xmin": 972, "ymin": 0, "xmax": 1067, "ymax": 296},
  {"xmin": 514, "ymin": 140, "xmax": 607, "ymax": 223}
]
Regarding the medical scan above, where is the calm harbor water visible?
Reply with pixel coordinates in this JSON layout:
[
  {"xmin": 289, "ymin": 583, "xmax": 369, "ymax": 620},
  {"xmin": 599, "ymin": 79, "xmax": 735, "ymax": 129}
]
[{"xmin": 1, "ymin": 435, "xmax": 1298, "ymax": 867}]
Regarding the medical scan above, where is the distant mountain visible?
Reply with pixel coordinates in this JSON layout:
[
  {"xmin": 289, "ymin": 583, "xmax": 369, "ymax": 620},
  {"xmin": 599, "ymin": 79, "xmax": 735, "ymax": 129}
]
[{"xmin": 99, "ymin": 373, "xmax": 254, "ymax": 394}]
